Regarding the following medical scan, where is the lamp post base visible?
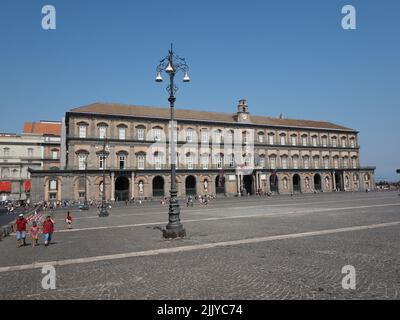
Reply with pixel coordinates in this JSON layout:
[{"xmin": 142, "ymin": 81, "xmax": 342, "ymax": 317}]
[
  {"xmin": 163, "ymin": 225, "xmax": 186, "ymax": 239},
  {"xmin": 99, "ymin": 206, "xmax": 109, "ymax": 217}
]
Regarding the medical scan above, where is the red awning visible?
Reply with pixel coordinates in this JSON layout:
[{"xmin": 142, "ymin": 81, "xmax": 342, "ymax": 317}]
[
  {"xmin": 25, "ymin": 180, "xmax": 31, "ymax": 192},
  {"xmin": 0, "ymin": 181, "xmax": 11, "ymax": 193}
]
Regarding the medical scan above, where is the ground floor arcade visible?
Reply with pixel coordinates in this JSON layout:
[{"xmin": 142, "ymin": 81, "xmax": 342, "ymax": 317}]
[{"xmin": 29, "ymin": 167, "xmax": 376, "ymax": 203}]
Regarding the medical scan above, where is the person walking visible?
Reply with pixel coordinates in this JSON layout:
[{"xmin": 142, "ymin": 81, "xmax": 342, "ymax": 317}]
[
  {"xmin": 30, "ymin": 221, "xmax": 39, "ymax": 247},
  {"xmin": 42, "ymin": 215, "xmax": 55, "ymax": 247},
  {"xmin": 66, "ymin": 211, "xmax": 73, "ymax": 229},
  {"xmin": 15, "ymin": 214, "xmax": 28, "ymax": 247}
]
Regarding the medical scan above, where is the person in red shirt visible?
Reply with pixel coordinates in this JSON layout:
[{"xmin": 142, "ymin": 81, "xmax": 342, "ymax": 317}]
[
  {"xmin": 15, "ymin": 214, "xmax": 28, "ymax": 247},
  {"xmin": 66, "ymin": 211, "xmax": 72, "ymax": 229},
  {"xmin": 42, "ymin": 215, "xmax": 55, "ymax": 247}
]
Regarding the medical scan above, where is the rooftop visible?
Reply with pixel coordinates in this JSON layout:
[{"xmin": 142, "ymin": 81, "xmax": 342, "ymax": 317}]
[{"xmin": 69, "ymin": 102, "xmax": 356, "ymax": 132}]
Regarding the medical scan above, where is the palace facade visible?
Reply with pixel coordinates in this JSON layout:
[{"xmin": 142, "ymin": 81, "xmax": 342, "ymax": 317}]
[{"xmin": 29, "ymin": 100, "xmax": 376, "ymax": 202}]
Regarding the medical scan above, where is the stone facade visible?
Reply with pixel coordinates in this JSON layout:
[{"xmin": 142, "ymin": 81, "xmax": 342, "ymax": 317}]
[{"xmin": 29, "ymin": 101, "xmax": 376, "ymax": 202}]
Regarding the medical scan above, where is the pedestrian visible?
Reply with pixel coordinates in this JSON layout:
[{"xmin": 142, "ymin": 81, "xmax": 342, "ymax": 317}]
[
  {"xmin": 42, "ymin": 215, "xmax": 55, "ymax": 247},
  {"xmin": 30, "ymin": 221, "xmax": 39, "ymax": 247},
  {"xmin": 66, "ymin": 211, "xmax": 72, "ymax": 229},
  {"xmin": 15, "ymin": 214, "xmax": 28, "ymax": 247}
]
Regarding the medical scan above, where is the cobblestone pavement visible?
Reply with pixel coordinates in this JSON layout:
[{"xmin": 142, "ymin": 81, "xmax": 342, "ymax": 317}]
[{"xmin": 0, "ymin": 191, "xmax": 399, "ymax": 299}]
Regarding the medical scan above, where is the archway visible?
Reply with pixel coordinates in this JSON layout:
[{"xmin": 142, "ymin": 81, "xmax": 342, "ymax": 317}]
[
  {"xmin": 215, "ymin": 175, "xmax": 225, "ymax": 194},
  {"xmin": 314, "ymin": 174, "xmax": 322, "ymax": 191},
  {"xmin": 243, "ymin": 175, "xmax": 254, "ymax": 195},
  {"xmin": 115, "ymin": 176, "xmax": 130, "ymax": 201},
  {"xmin": 152, "ymin": 176, "xmax": 165, "ymax": 197},
  {"xmin": 335, "ymin": 172, "xmax": 343, "ymax": 191},
  {"xmin": 269, "ymin": 174, "xmax": 278, "ymax": 193},
  {"xmin": 293, "ymin": 174, "xmax": 301, "ymax": 193},
  {"xmin": 185, "ymin": 176, "xmax": 197, "ymax": 196}
]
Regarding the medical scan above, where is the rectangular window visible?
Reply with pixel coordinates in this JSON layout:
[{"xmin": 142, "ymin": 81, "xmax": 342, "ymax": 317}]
[
  {"xmin": 119, "ymin": 155, "xmax": 126, "ymax": 170},
  {"xmin": 332, "ymin": 138, "xmax": 337, "ymax": 147},
  {"xmin": 324, "ymin": 158, "xmax": 329, "ymax": 169},
  {"xmin": 343, "ymin": 158, "xmax": 348, "ymax": 168},
  {"xmin": 259, "ymin": 157, "xmax": 265, "ymax": 168},
  {"xmin": 27, "ymin": 149, "xmax": 33, "ymax": 157},
  {"xmin": 270, "ymin": 157, "xmax": 276, "ymax": 170},
  {"xmin": 99, "ymin": 126, "xmax": 106, "ymax": 139},
  {"xmin": 314, "ymin": 157, "xmax": 319, "ymax": 169},
  {"xmin": 201, "ymin": 130, "xmax": 209, "ymax": 143},
  {"xmin": 280, "ymin": 135, "xmax": 286, "ymax": 146},
  {"xmin": 268, "ymin": 135, "xmax": 274, "ymax": 145},
  {"xmin": 341, "ymin": 138, "xmax": 347, "ymax": 148},
  {"xmin": 215, "ymin": 156, "xmax": 223, "ymax": 169},
  {"xmin": 293, "ymin": 157, "xmax": 299, "ymax": 169},
  {"xmin": 291, "ymin": 136, "xmax": 297, "ymax": 146},
  {"xmin": 79, "ymin": 126, "xmax": 87, "ymax": 138},
  {"xmin": 137, "ymin": 128, "xmax": 145, "ymax": 141},
  {"xmin": 258, "ymin": 134, "xmax": 264, "ymax": 143},
  {"xmin": 304, "ymin": 157, "xmax": 309, "ymax": 169},
  {"xmin": 99, "ymin": 156, "xmax": 106, "ymax": 170},
  {"xmin": 187, "ymin": 156, "xmax": 193, "ymax": 169},
  {"xmin": 202, "ymin": 156, "xmax": 209, "ymax": 170},
  {"xmin": 154, "ymin": 128, "xmax": 161, "ymax": 141},
  {"xmin": 352, "ymin": 158, "xmax": 357, "ymax": 169},
  {"xmin": 312, "ymin": 136, "xmax": 318, "ymax": 147},
  {"xmin": 186, "ymin": 129, "xmax": 193, "ymax": 142},
  {"xmin": 281, "ymin": 157, "xmax": 288, "ymax": 169},
  {"xmin": 302, "ymin": 136, "xmax": 307, "ymax": 146},
  {"xmin": 79, "ymin": 192, "xmax": 86, "ymax": 198},
  {"xmin": 119, "ymin": 127, "xmax": 126, "ymax": 140},
  {"xmin": 334, "ymin": 158, "xmax": 339, "ymax": 169},
  {"xmin": 52, "ymin": 151, "xmax": 58, "ymax": 160},
  {"xmin": 322, "ymin": 137, "xmax": 327, "ymax": 147},
  {"xmin": 229, "ymin": 155, "xmax": 235, "ymax": 168},
  {"xmin": 155, "ymin": 156, "xmax": 162, "ymax": 169},
  {"xmin": 138, "ymin": 155, "xmax": 145, "ymax": 170},
  {"xmin": 78, "ymin": 155, "xmax": 87, "ymax": 170},
  {"xmin": 50, "ymin": 180, "xmax": 57, "ymax": 190},
  {"xmin": 214, "ymin": 131, "xmax": 222, "ymax": 144}
]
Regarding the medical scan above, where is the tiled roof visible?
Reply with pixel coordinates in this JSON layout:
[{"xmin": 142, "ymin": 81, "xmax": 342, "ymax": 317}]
[
  {"xmin": 69, "ymin": 103, "xmax": 355, "ymax": 131},
  {"xmin": 23, "ymin": 122, "xmax": 61, "ymax": 136}
]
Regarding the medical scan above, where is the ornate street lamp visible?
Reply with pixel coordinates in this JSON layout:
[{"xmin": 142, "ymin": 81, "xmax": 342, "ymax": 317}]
[
  {"xmin": 81, "ymin": 157, "xmax": 89, "ymax": 210},
  {"xmin": 156, "ymin": 44, "xmax": 190, "ymax": 239}
]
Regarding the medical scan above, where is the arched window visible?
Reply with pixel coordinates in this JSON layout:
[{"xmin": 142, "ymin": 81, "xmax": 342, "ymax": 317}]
[
  {"xmin": 201, "ymin": 153, "xmax": 209, "ymax": 169},
  {"xmin": 97, "ymin": 123, "xmax": 108, "ymax": 139},
  {"xmin": 291, "ymin": 134, "xmax": 297, "ymax": 146},
  {"xmin": 303, "ymin": 155, "xmax": 310, "ymax": 169},
  {"xmin": 268, "ymin": 133, "xmax": 275, "ymax": 145},
  {"xmin": 136, "ymin": 125, "xmax": 145, "ymax": 141},
  {"xmin": 77, "ymin": 122, "xmax": 88, "ymax": 138},
  {"xmin": 201, "ymin": 129, "xmax": 209, "ymax": 143},
  {"xmin": 281, "ymin": 155, "xmax": 288, "ymax": 169},
  {"xmin": 136, "ymin": 152, "xmax": 146, "ymax": 170},
  {"xmin": 257, "ymin": 132, "xmax": 265, "ymax": 143},
  {"xmin": 313, "ymin": 156, "xmax": 320, "ymax": 169},
  {"xmin": 292, "ymin": 155, "xmax": 299, "ymax": 169},
  {"xmin": 321, "ymin": 135, "xmax": 328, "ymax": 147},
  {"xmin": 301, "ymin": 134, "xmax": 308, "ymax": 146},
  {"xmin": 311, "ymin": 135, "xmax": 318, "ymax": 147},
  {"xmin": 280, "ymin": 134, "xmax": 286, "ymax": 146},
  {"xmin": 214, "ymin": 153, "xmax": 224, "ymax": 169},
  {"xmin": 323, "ymin": 156, "xmax": 329, "ymax": 169},
  {"xmin": 333, "ymin": 156, "xmax": 339, "ymax": 169},
  {"xmin": 186, "ymin": 128, "xmax": 194, "ymax": 142},
  {"xmin": 331, "ymin": 136, "xmax": 337, "ymax": 147},
  {"xmin": 269, "ymin": 155, "xmax": 277, "ymax": 169},
  {"xmin": 117, "ymin": 124, "xmax": 127, "ymax": 140},
  {"xmin": 341, "ymin": 136, "xmax": 347, "ymax": 148},
  {"xmin": 186, "ymin": 152, "xmax": 194, "ymax": 169},
  {"xmin": 343, "ymin": 157, "xmax": 349, "ymax": 168}
]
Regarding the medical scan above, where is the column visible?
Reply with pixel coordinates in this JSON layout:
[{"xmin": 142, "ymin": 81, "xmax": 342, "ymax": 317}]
[
  {"xmin": 111, "ymin": 172, "xmax": 115, "ymax": 201},
  {"xmin": 332, "ymin": 171, "xmax": 336, "ymax": 192}
]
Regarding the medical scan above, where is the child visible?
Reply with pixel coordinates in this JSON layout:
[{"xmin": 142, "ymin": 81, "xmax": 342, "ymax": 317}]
[
  {"xmin": 66, "ymin": 211, "xmax": 72, "ymax": 229},
  {"xmin": 30, "ymin": 221, "xmax": 39, "ymax": 247}
]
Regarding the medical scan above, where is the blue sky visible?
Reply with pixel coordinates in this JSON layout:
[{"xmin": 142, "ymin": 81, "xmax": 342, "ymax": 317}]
[{"xmin": 0, "ymin": 0, "xmax": 399, "ymax": 180}]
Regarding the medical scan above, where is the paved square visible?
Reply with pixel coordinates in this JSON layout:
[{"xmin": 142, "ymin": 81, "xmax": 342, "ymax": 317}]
[{"xmin": 0, "ymin": 191, "xmax": 399, "ymax": 299}]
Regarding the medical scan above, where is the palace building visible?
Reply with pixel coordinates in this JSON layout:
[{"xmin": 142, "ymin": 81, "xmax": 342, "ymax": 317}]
[{"xmin": 29, "ymin": 100, "xmax": 375, "ymax": 202}]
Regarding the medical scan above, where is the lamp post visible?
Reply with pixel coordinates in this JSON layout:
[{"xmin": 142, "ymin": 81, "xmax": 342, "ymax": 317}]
[
  {"xmin": 98, "ymin": 138, "xmax": 109, "ymax": 217},
  {"xmin": 81, "ymin": 158, "xmax": 89, "ymax": 210},
  {"xmin": 156, "ymin": 44, "xmax": 190, "ymax": 239}
]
